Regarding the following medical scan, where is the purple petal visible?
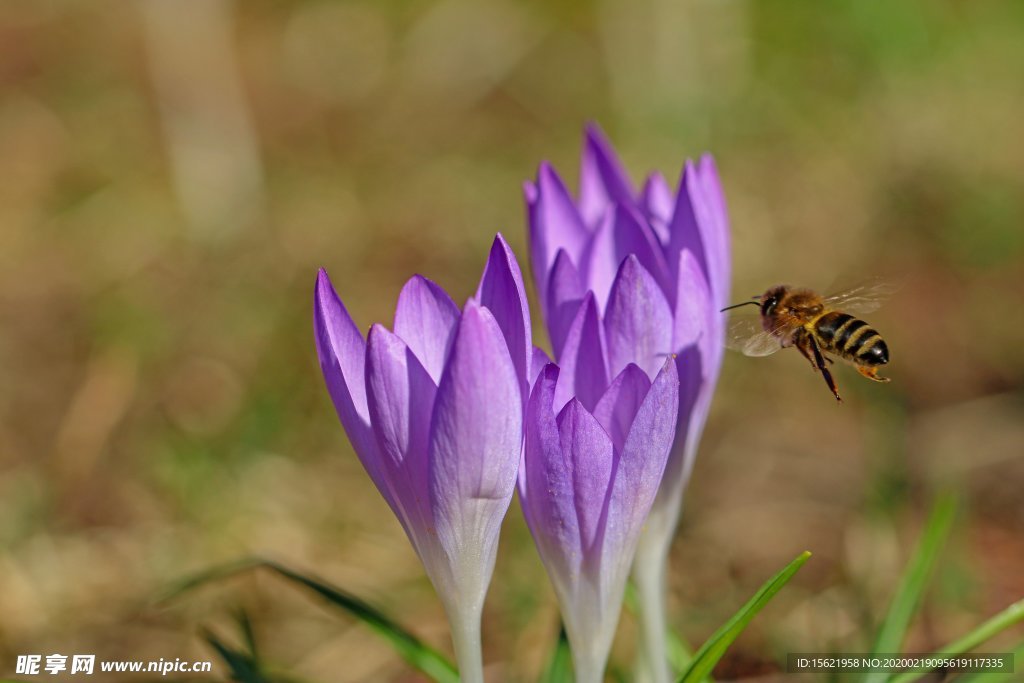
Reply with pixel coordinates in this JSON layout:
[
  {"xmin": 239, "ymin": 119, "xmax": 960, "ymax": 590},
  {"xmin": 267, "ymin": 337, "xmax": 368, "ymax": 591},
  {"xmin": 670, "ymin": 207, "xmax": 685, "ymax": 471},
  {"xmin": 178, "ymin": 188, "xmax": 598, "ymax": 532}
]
[
  {"xmin": 578, "ymin": 210, "xmax": 617, "ymax": 312},
  {"xmin": 674, "ymin": 318, "xmax": 724, "ymax": 497},
  {"xmin": 476, "ymin": 233, "xmax": 533, "ymax": 398},
  {"xmin": 530, "ymin": 345, "xmax": 552, "ymax": 388},
  {"xmin": 666, "ymin": 159, "xmax": 732, "ymax": 311},
  {"xmin": 528, "ymin": 163, "xmax": 590, "ymax": 303},
  {"xmin": 667, "ymin": 246, "xmax": 725, "ymax": 500},
  {"xmin": 393, "ymin": 275, "xmax": 460, "ymax": 384},
  {"xmin": 665, "ymin": 160, "xmax": 710, "ymax": 285},
  {"xmin": 521, "ymin": 365, "xmax": 581, "ymax": 576},
  {"xmin": 592, "ymin": 363, "xmax": 651, "ymax": 454},
  {"xmin": 664, "ymin": 345, "xmax": 708, "ymax": 492},
  {"xmin": 603, "ymin": 256, "xmax": 674, "ymax": 380},
  {"xmin": 314, "ymin": 270, "xmax": 369, "ymax": 423},
  {"xmin": 365, "ymin": 324, "xmax": 436, "ymax": 532},
  {"xmin": 523, "ymin": 179, "xmax": 537, "ymax": 204},
  {"xmin": 544, "ymin": 250, "xmax": 585, "ymax": 358},
  {"xmin": 556, "ymin": 398, "xmax": 615, "ymax": 564},
  {"xmin": 554, "ymin": 293, "xmax": 609, "ymax": 414},
  {"xmin": 602, "ymin": 358, "xmax": 679, "ymax": 565},
  {"xmin": 666, "ymin": 276, "xmax": 725, "ymax": 498},
  {"xmin": 314, "ymin": 270, "xmax": 393, "ymax": 508},
  {"xmin": 672, "ymin": 249, "xmax": 713, "ymax": 353},
  {"xmin": 640, "ymin": 171, "xmax": 674, "ymax": 241},
  {"xmin": 428, "ymin": 300, "xmax": 522, "ymax": 563},
  {"xmin": 614, "ymin": 204, "xmax": 674, "ymax": 302},
  {"xmin": 698, "ymin": 155, "xmax": 732, "ymax": 309},
  {"xmin": 579, "ymin": 123, "xmax": 635, "ymax": 226},
  {"xmin": 582, "ymin": 204, "xmax": 674, "ymax": 313}
]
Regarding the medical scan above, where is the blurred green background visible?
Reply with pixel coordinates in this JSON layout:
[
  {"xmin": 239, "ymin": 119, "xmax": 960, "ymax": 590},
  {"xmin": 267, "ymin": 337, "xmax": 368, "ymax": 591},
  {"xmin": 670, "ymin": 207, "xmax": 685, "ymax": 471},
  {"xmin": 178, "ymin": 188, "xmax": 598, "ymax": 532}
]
[{"xmin": 1, "ymin": 1, "xmax": 1022, "ymax": 680}]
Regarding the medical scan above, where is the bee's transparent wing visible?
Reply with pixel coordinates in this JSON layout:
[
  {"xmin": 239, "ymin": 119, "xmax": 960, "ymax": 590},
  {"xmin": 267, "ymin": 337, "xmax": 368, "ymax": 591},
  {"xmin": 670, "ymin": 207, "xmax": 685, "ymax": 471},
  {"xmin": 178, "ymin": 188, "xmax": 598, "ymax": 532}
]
[
  {"xmin": 823, "ymin": 278, "xmax": 900, "ymax": 316},
  {"xmin": 726, "ymin": 316, "xmax": 782, "ymax": 357}
]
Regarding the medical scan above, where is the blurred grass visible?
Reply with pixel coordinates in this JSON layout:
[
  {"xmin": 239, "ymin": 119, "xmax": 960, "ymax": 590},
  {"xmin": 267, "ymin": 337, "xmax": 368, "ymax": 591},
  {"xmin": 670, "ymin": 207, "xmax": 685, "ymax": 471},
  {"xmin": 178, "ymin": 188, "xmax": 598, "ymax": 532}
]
[
  {"xmin": 169, "ymin": 558, "xmax": 459, "ymax": 683},
  {"xmin": 865, "ymin": 496, "xmax": 956, "ymax": 683},
  {"xmin": 679, "ymin": 552, "xmax": 811, "ymax": 683},
  {"xmin": 1, "ymin": 0, "xmax": 1023, "ymax": 680}
]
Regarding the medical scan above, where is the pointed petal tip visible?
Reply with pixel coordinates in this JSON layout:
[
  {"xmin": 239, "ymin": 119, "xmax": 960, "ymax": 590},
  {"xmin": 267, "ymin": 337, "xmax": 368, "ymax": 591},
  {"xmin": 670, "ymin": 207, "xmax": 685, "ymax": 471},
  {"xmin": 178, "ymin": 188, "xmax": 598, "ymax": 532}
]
[
  {"xmin": 658, "ymin": 354, "xmax": 680, "ymax": 382},
  {"xmin": 559, "ymin": 393, "xmax": 585, "ymax": 415},
  {"xmin": 619, "ymin": 252, "xmax": 643, "ymax": 274},
  {"xmin": 645, "ymin": 169, "xmax": 667, "ymax": 183},
  {"xmin": 400, "ymin": 272, "xmax": 431, "ymax": 292},
  {"xmin": 396, "ymin": 273, "xmax": 458, "ymax": 315},
  {"xmin": 314, "ymin": 269, "xmax": 352, "ymax": 329},
  {"xmin": 459, "ymin": 297, "xmax": 505, "ymax": 341},
  {"xmin": 461, "ymin": 295, "xmax": 484, "ymax": 316},
  {"xmin": 550, "ymin": 247, "xmax": 576, "ymax": 270},
  {"xmin": 490, "ymin": 231, "xmax": 513, "ymax": 253},
  {"xmin": 537, "ymin": 160, "xmax": 567, "ymax": 189},
  {"xmin": 583, "ymin": 122, "xmax": 625, "ymax": 168},
  {"xmin": 477, "ymin": 235, "xmax": 531, "ymax": 373},
  {"xmin": 538, "ymin": 361, "xmax": 560, "ymax": 386},
  {"xmin": 314, "ymin": 267, "xmax": 334, "ymax": 298},
  {"xmin": 313, "ymin": 267, "xmax": 345, "ymax": 329},
  {"xmin": 682, "ymin": 157, "xmax": 698, "ymax": 178},
  {"xmin": 617, "ymin": 361, "xmax": 649, "ymax": 380},
  {"xmin": 574, "ymin": 289, "xmax": 601, "ymax": 322},
  {"xmin": 523, "ymin": 180, "xmax": 538, "ymax": 203},
  {"xmin": 584, "ymin": 121, "xmax": 609, "ymax": 144},
  {"xmin": 366, "ymin": 321, "xmax": 392, "ymax": 343}
]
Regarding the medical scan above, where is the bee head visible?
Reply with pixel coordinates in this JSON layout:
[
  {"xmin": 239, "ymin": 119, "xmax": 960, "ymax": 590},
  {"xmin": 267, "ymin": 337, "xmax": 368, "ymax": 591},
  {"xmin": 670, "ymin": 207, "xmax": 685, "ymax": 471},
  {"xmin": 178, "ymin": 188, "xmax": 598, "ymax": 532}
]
[{"xmin": 761, "ymin": 285, "xmax": 789, "ymax": 317}]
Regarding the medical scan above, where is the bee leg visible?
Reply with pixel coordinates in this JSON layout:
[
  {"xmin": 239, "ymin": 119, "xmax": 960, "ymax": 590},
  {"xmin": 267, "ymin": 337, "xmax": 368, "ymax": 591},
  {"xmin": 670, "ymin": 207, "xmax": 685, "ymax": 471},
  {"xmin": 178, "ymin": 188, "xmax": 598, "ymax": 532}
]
[
  {"xmin": 798, "ymin": 334, "xmax": 842, "ymax": 402},
  {"xmin": 856, "ymin": 364, "xmax": 891, "ymax": 383}
]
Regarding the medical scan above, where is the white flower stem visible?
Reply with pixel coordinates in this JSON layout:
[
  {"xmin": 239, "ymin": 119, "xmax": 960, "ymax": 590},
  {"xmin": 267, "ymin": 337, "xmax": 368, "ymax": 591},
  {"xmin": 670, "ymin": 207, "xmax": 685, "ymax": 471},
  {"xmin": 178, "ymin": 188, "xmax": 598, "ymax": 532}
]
[
  {"xmin": 633, "ymin": 430, "xmax": 700, "ymax": 683},
  {"xmin": 444, "ymin": 600, "xmax": 485, "ymax": 683},
  {"xmin": 633, "ymin": 538, "xmax": 671, "ymax": 683},
  {"xmin": 567, "ymin": 625, "xmax": 613, "ymax": 683},
  {"xmin": 571, "ymin": 649, "xmax": 608, "ymax": 683},
  {"xmin": 560, "ymin": 585, "xmax": 618, "ymax": 683}
]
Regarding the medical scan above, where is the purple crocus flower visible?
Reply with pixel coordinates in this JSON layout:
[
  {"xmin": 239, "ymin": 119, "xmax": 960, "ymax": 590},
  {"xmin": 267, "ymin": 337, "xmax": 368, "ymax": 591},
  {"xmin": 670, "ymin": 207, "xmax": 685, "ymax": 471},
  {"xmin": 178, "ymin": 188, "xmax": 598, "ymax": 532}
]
[
  {"xmin": 524, "ymin": 125, "xmax": 731, "ymax": 682},
  {"xmin": 521, "ymin": 357, "xmax": 680, "ymax": 683},
  {"xmin": 313, "ymin": 234, "xmax": 531, "ymax": 682}
]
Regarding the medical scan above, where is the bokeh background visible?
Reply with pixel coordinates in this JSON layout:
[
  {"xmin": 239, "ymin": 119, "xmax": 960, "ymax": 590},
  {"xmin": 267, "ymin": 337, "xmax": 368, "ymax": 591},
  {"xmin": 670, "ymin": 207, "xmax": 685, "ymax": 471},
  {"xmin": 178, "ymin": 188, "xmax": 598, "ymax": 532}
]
[{"xmin": 2, "ymin": 0, "xmax": 1023, "ymax": 680}]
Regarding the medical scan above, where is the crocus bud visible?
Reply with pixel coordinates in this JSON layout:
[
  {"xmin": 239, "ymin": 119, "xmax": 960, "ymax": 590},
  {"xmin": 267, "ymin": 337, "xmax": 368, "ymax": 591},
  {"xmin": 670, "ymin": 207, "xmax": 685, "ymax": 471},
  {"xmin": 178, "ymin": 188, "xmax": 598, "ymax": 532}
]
[
  {"xmin": 314, "ymin": 234, "xmax": 531, "ymax": 682},
  {"xmin": 524, "ymin": 124, "xmax": 731, "ymax": 682},
  {"xmin": 520, "ymin": 359, "xmax": 680, "ymax": 683}
]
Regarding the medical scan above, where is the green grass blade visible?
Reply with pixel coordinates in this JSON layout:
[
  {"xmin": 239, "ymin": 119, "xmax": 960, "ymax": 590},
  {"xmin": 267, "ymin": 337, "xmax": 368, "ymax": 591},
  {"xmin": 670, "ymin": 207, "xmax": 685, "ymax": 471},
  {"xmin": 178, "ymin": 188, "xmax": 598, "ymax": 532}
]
[
  {"xmin": 667, "ymin": 626, "xmax": 696, "ymax": 676},
  {"xmin": 259, "ymin": 561, "xmax": 459, "ymax": 683},
  {"xmin": 156, "ymin": 557, "xmax": 267, "ymax": 604},
  {"xmin": 677, "ymin": 551, "xmax": 812, "ymax": 683},
  {"xmin": 235, "ymin": 608, "xmax": 260, "ymax": 665},
  {"xmin": 887, "ymin": 599, "xmax": 1024, "ymax": 683},
  {"xmin": 863, "ymin": 494, "xmax": 957, "ymax": 683},
  {"xmin": 163, "ymin": 557, "xmax": 459, "ymax": 683},
  {"xmin": 623, "ymin": 581, "xmax": 709, "ymax": 680},
  {"xmin": 204, "ymin": 629, "xmax": 270, "ymax": 683},
  {"xmin": 607, "ymin": 665, "xmax": 629, "ymax": 682},
  {"xmin": 538, "ymin": 625, "xmax": 572, "ymax": 683}
]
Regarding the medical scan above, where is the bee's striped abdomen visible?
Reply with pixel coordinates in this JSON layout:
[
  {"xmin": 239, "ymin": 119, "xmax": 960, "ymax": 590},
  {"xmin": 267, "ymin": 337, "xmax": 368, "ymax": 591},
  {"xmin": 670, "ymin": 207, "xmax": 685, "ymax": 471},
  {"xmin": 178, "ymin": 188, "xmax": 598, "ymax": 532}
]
[{"xmin": 813, "ymin": 311, "xmax": 889, "ymax": 366}]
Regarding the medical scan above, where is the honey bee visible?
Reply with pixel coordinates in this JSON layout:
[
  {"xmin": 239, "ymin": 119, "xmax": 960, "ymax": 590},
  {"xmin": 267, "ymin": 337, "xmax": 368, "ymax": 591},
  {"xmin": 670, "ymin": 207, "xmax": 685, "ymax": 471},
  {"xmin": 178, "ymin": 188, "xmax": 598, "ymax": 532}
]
[{"xmin": 722, "ymin": 281, "xmax": 895, "ymax": 402}]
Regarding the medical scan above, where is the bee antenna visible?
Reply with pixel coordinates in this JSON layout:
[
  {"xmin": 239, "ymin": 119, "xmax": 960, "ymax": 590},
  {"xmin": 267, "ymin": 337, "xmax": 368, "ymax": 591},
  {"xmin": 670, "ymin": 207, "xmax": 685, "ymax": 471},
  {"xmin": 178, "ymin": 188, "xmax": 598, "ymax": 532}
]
[{"xmin": 720, "ymin": 300, "xmax": 761, "ymax": 313}]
